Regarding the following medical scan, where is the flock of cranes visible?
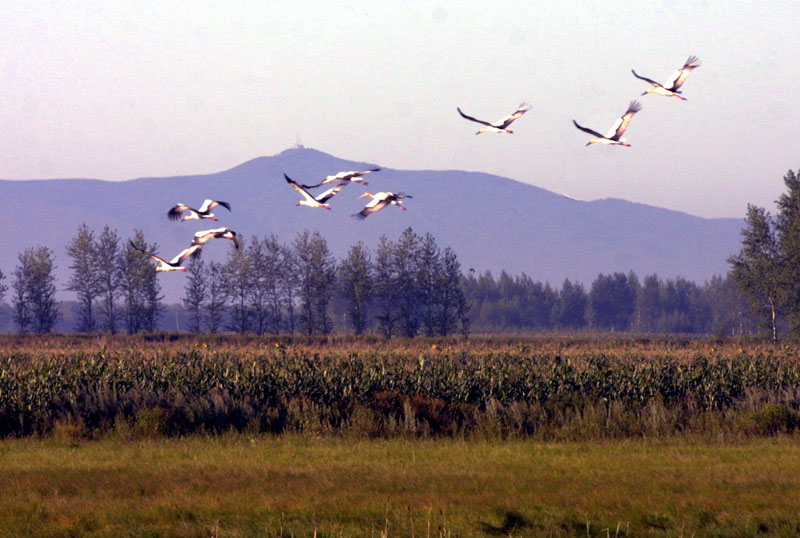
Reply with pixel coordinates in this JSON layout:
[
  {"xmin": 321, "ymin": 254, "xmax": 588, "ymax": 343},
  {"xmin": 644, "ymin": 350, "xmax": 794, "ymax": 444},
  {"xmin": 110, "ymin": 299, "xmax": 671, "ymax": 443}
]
[
  {"xmin": 133, "ymin": 56, "xmax": 701, "ymax": 273},
  {"xmin": 572, "ymin": 56, "xmax": 701, "ymax": 146},
  {"xmin": 132, "ymin": 199, "xmax": 240, "ymax": 272}
]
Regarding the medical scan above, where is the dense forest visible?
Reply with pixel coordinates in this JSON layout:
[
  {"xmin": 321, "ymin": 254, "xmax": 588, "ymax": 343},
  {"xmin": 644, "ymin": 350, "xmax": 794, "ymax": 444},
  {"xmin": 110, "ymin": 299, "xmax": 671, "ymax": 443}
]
[
  {"xmin": 5, "ymin": 168, "xmax": 800, "ymax": 339},
  {"xmin": 463, "ymin": 270, "xmax": 751, "ymax": 335}
]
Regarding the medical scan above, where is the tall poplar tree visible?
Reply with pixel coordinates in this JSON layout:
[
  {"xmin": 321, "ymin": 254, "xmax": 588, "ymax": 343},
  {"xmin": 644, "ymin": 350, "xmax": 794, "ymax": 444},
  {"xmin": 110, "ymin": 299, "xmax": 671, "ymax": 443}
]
[
  {"xmin": 281, "ymin": 245, "xmax": 299, "ymax": 334},
  {"xmin": 294, "ymin": 230, "xmax": 336, "ymax": 335},
  {"xmin": 775, "ymin": 169, "xmax": 800, "ymax": 334},
  {"xmin": 182, "ymin": 257, "xmax": 207, "ymax": 333},
  {"xmin": 393, "ymin": 227, "xmax": 420, "ymax": 337},
  {"xmin": 66, "ymin": 224, "xmax": 101, "ymax": 332},
  {"xmin": 223, "ymin": 235, "xmax": 251, "ymax": 334},
  {"xmin": 120, "ymin": 230, "xmax": 162, "ymax": 334},
  {"xmin": 13, "ymin": 246, "xmax": 59, "ymax": 333},
  {"xmin": 95, "ymin": 226, "xmax": 122, "ymax": 333},
  {"xmin": 373, "ymin": 235, "xmax": 397, "ymax": 338},
  {"xmin": 340, "ymin": 242, "xmax": 373, "ymax": 335},
  {"xmin": 416, "ymin": 233, "xmax": 441, "ymax": 337},
  {"xmin": 205, "ymin": 261, "xmax": 227, "ymax": 333},
  {"xmin": 729, "ymin": 204, "xmax": 782, "ymax": 341},
  {"xmin": 262, "ymin": 235, "xmax": 286, "ymax": 334},
  {"xmin": 436, "ymin": 246, "xmax": 468, "ymax": 336},
  {"xmin": 11, "ymin": 260, "xmax": 31, "ymax": 334},
  {"xmin": 248, "ymin": 236, "xmax": 285, "ymax": 335}
]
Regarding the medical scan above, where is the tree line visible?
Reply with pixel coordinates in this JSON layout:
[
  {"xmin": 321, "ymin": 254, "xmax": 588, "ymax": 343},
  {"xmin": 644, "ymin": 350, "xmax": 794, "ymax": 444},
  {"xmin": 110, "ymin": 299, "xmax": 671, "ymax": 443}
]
[
  {"xmin": 2, "ymin": 225, "xmax": 470, "ymax": 337},
  {"xmin": 182, "ymin": 227, "xmax": 469, "ymax": 337},
  {"xmin": 463, "ymin": 270, "xmax": 750, "ymax": 335},
  {"xmin": 6, "ymin": 226, "xmax": 162, "ymax": 334}
]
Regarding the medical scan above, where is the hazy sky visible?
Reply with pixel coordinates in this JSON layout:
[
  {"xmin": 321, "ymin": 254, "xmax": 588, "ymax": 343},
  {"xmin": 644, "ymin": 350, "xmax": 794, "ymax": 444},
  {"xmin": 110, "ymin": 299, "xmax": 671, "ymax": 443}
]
[{"xmin": 3, "ymin": 1, "xmax": 799, "ymax": 218}]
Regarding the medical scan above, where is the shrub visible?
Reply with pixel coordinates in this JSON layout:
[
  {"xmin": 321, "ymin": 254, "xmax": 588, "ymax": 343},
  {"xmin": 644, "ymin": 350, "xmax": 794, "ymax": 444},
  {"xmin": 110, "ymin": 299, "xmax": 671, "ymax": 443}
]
[{"xmin": 739, "ymin": 404, "xmax": 797, "ymax": 436}]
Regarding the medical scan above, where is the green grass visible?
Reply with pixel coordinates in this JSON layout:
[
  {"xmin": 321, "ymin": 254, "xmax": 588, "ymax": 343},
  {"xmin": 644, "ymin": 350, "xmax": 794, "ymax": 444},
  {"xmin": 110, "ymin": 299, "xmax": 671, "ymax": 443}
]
[{"xmin": 3, "ymin": 435, "xmax": 800, "ymax": 536}]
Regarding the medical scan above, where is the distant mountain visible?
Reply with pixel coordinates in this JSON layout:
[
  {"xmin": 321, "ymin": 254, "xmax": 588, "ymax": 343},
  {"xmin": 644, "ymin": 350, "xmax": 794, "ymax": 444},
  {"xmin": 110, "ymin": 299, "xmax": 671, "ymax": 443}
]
[{"xmin": 0, "ymin": 147, "xmax": 743, "ymax": 302}]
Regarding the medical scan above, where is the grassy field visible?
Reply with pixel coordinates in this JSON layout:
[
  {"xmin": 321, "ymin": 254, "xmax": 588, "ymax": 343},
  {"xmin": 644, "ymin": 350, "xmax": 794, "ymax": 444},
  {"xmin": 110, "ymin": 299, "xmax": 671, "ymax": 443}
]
[{"xmin": 3, "ymin": 435, "xmax": 800, "ymax": 537}]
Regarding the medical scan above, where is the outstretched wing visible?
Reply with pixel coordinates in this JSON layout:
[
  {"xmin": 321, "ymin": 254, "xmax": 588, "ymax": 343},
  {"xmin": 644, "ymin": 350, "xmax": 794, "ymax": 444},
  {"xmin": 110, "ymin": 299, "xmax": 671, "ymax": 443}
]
[
  {"xmin": 284, "ymin": 173, "xmax": 317, "ymax": 203},
  {"xmin": 198, "ymin": 199, "xmax": 231, "ymax": 213},
  {"xmin": 572, "ymin": 120, "xmax": 605, "ymax": 139},
  {"xmin": 192, "ymin": 227, "xmax": 240, "ymax": 250},
  {"xmin": 354, "ymin": 198, "xmax": 391, "ymax": 220},
  {"xmin": 191, "ymin": 230, "xmax": 214, "ymax": 246},
  {"xmin": 192, "ymin": 227, "xmax": 225, "ymax": 246},
  {"xmin": 129, "ymin": 240, "xmax": 168, "ymax": 266},
  {"xmin": 665, "ymin": 55, "xmax": 701, "ymax": 91},
  {"xmin": 316, "ymin": 183, "xmax": 347, "ymax": 203},
  {"xmin": 606, "ymin": 101, "xmax": 641, "ymax": 140},
  {"xmin": 305, "ymin": 168, "xmax": 380, "ymax": 188},
  {"xmin": 631, "ymin": 69, "xmax": 663, "ymax": 88},
  {"xmin": 169, "ymin": 244, "xmax": 203, "ymax": 265},
  {"xmin": 496, "ymin": 102, "xmax": 531, "ymax": 129},
  {"xmin": 326, "ymin": 168, "xmax": 380, "ymax": 183},
  {"xmin": 167, "ymin": 203, "xmax": 191, "ymax": 221},
  {"xmin": 457, "ymin": 107, "xmax": 494, "ymax": 127}
]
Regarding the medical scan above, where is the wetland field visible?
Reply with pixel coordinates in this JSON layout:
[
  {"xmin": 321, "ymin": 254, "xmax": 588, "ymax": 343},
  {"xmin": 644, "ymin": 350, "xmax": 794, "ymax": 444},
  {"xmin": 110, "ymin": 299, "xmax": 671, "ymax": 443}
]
[{"xmin": 2, "ymin": 334, "xmax": 799, "ymax": 536}]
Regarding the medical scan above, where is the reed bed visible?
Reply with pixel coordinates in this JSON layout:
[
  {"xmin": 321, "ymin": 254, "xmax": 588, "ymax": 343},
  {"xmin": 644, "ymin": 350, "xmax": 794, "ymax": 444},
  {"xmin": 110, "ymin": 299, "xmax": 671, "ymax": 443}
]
[{"xmin": 1, "ymin": 334, "xmax": 799, "ymax": 439}]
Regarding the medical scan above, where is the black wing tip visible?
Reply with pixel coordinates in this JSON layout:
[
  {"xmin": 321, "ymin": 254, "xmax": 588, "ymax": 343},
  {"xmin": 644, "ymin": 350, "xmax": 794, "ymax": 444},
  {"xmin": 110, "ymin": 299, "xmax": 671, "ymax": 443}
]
[
  {"xmin": 352, "ymin": 212, "xmax": 368, "ymax": 220},
  {"xmin": 217, "ymin": 200, "xmax": 231, "ymax": 211},
  {"xmin": 370, "ymin": 167, "xmax": 381, "ymax": 172},
  {"xmin": 167, "ymin": 210, "xmax": 182, "ymax": 221},
  {"xmin": 628, "ymin": 100, "xmax": 642, "ymax": 113},
  {"xmin": 283, "ymin": 173, "xmax": 294, "ymax": 183},
  {"xmin": 686, "ymin": 55, "xmax": 701, "ymax": 66}
]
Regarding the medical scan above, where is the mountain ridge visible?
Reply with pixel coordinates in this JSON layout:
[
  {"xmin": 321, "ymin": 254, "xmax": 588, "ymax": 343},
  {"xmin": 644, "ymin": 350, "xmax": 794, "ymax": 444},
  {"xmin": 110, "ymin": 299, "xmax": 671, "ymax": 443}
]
[{"xmin": 0, "ymin": 147, "xmax": 743, "ymax": 302}]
